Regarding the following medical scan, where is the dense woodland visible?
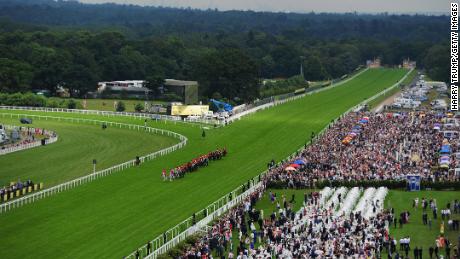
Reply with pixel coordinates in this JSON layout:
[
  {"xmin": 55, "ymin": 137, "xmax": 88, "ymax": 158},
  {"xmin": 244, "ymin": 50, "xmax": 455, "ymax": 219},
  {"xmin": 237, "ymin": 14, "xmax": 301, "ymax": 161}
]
[{"xmin": 0, "ymin": 0, "xmax": 450, "ymax": 102}]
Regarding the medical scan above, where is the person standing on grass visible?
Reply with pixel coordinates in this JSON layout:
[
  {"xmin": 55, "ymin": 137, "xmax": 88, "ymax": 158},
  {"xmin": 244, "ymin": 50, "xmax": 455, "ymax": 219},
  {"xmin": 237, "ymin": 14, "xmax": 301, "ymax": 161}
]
[
  {"xmin": 162, "ymin": 169, "xmax": 167, "ymax": 181},
  {"xmin": 169, "ymin": 169, "xmax": 174, "ymax": 181},
  {"xmin": 429, "ymin": 246, "xmax": 433, "ymax": 259},
  {"xmin": 146, "ymin": 242, "xmax": 151, "ymax": 254},
  {"xmin": 391, "ymin": 238, "xmax": 397, "ymax": 255}
]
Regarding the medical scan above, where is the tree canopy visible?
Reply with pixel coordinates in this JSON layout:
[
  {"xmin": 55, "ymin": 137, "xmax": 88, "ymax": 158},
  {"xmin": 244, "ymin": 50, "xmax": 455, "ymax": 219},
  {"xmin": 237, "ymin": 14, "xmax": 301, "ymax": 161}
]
[{"xmin": 0, "ymin": 0, "xmax": 449, "ymax": 102}]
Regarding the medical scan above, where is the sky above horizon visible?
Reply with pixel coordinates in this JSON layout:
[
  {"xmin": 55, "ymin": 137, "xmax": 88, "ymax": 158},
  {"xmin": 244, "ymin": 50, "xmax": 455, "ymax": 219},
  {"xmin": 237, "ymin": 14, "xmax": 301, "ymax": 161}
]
[{"xmin": 78, "ymin": 0, "xmax": 451, "ymax": 14}]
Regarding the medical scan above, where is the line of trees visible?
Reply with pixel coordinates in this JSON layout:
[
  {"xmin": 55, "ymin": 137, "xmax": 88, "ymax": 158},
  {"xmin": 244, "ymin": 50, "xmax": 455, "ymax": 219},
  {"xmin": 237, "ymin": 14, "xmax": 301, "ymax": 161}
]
[
  {"xmin": 261, "ymin": 75, "xmax": 309, "ymax": 98},
  {"xmin": 0, "ymin": 0, "xmax": 450, "ymax": 103},
  {"xmin": 0, "ymin": 92, "xmax": 83, "ymax": 109}
]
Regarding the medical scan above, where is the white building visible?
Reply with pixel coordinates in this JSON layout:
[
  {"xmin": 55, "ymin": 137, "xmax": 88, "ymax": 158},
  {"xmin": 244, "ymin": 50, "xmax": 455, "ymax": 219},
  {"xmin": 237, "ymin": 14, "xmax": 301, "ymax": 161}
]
[
  {"xmin": 97, "ymin": 80, "xmax": 146, "ymax": 93},
  {"xmin": 393, "ymin": 97, "xmax": 421, "ymax": 109},
  {"xmin": 402, "ymin": 58, "xmax": 416, "ymax": 69}
]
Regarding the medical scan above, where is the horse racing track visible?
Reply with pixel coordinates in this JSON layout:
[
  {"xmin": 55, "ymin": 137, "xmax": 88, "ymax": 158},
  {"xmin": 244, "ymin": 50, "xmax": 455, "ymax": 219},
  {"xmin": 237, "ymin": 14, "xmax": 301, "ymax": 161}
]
[{"xmin": 0, "ymin": 68, "xmax": 409, "ymax": 258}]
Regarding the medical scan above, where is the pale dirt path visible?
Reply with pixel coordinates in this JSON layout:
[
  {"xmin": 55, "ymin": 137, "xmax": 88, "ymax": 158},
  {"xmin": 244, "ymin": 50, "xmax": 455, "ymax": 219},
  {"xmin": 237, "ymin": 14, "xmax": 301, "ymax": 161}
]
[{"xmin": 371, "ymin": 89, "xmax": 402, "ymax": 112}]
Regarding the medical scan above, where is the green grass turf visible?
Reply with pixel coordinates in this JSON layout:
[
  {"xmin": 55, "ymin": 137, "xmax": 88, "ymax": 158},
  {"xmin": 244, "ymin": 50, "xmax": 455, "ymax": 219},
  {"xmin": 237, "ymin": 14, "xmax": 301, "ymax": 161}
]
[
  {"xmin": 0, "ymin": 68, "xmax": 409, "ymax": 259},
  {"xmin": 367, "ymin": 69, "xmax": 417, "ymax": 109},
  {"xmin": 254, "ymin": 189, "xmax": 312, "ymax": 216},
  {"xmin": 0, "ymin": 118, "xmax": 178, "ymax": 187},
  {"xmin": 384, "ymin": 190, "xmax": 460, "ymax": 257}
]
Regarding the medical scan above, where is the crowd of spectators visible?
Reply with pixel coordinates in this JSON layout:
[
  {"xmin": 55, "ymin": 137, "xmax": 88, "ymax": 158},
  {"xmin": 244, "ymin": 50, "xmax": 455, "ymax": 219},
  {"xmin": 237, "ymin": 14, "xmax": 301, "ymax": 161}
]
[
  {"xmin": 266, "ymin": 111, "xmax": 460, "ymax": 188},
  {"xmin": 163, "ymin": 148, "xmax": 227, "ymax": 180},
  {"xmin": 144, "ymin": 111, "xmax": 460, "ymax": 259},
  {"xmin": 0, "ymin": 126, "xmax": 56, "ymax": 150},
  {"xmin": 176, "ymin": 187, "xmax": 404, "ymax": 258},
  {"xmin": 255, "ymin": 189, "xmax": 392, "ymax": 258},
  {"xmin": 0, "ymin": 179, "xmax": 34, "ymax": 199},
  {"xmin": 172, "ymin": 187, "xmax": 460, "ymax": 259},
  {"xmin": 181, "ymin": 185, "xmax": 266, "ymax": 258}
]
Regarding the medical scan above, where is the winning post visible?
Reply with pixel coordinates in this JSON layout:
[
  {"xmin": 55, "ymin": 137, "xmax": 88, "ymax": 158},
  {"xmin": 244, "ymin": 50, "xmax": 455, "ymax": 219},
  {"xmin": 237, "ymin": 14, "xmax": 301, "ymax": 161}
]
[{"xmin": 92, "ymin": 159, "xmax": 97, "ymax": 174}]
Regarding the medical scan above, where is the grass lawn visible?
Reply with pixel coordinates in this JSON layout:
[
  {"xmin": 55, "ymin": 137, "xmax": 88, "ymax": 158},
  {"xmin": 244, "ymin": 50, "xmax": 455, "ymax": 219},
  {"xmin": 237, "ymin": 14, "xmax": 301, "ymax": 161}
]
[
  {"xmin": 367, "ymin": 68, "xmax": 417, "ymax": 110},
  {"xmin": 254, "ymin": 189, "xmax": 312, "ymax": 216},
  {"xmin": 368, "ymin": 87, "xmax": 402, "ymax": 110},
  {"xmin": 0, "ymin": 68, "xmax": 409, "ymax": 259},
  {"xmin": 0, "ymin": 117, "xmax": 178, "ymax": 187},
  {"xmin": 385, "ymin": 190, "xmax": 460, "ymax": 257}
]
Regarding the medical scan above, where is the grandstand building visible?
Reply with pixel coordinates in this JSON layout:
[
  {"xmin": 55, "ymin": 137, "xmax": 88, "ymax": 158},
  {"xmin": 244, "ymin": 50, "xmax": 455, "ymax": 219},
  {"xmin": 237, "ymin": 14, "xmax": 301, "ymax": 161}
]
[
  {"xmin": 402, "ymin": 58, "xmax": 417, "ymax": 69},
  {"xmin": 96, "ymin": 80, "xmax": 151, "ymax": 99},
  {"xmin": 366, "ymin": 58, "xmax": 381, "ymax": 68},
  {"xmin": 97, "ymin": 80, "xmax": 146, "ymax": 92}
]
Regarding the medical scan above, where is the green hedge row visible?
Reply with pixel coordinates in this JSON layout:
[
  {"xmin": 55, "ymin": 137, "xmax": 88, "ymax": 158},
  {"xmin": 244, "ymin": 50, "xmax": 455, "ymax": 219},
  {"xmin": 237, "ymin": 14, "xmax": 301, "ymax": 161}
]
[{"xmin": 0, "ymin": 92, "xmax": 82, "ymax": 109}]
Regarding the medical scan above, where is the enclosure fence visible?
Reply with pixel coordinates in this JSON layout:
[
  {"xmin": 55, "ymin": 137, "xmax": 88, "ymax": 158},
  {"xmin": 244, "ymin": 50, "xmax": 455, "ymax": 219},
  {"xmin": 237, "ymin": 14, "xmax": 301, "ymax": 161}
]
[
  {"xmin": 0, "ymin": 68, "xmax": 412, "ymax": 254},
  {"xmin": 0, "ymin": 69, "xmax": 368, "ymax": 128},
  {"xmin": 126, "ymin": 68, "xmax": 414, "ymax": 259},
  {"xmin": 0, "ymin": 106, "xmax": 222, "ymax": 126},
  {"xmin": 0, "ymin": 113, "xmax": 188, "ymax": 214}
]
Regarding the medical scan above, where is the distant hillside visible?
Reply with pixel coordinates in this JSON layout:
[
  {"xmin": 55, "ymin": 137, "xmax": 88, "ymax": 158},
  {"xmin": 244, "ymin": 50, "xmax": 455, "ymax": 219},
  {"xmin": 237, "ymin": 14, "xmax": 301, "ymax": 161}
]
[{"xmin": 0, "ymin": 0, "xmax": 449, "ymax": 41}]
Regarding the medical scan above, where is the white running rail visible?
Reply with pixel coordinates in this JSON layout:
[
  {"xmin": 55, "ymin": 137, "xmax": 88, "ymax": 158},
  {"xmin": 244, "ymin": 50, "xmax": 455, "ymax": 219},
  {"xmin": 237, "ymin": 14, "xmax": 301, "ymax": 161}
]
[
  {"xmin": 0, "ymin": 106, "xmax": 221, "ymax": 126},
  {"xmin": 131, "ymin": 68, "xmax": 414, "ymax": 259},
  {"xmin": 0, "ymin": 113, "xmax": 187, "ymax": 214},
  {"xmin": 0, "ymin": 68, "xmax": 371, "ymax": 128},
  {"xmin": 226, "ymin": 68, "xmax": 370, "ymax": 124}
]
